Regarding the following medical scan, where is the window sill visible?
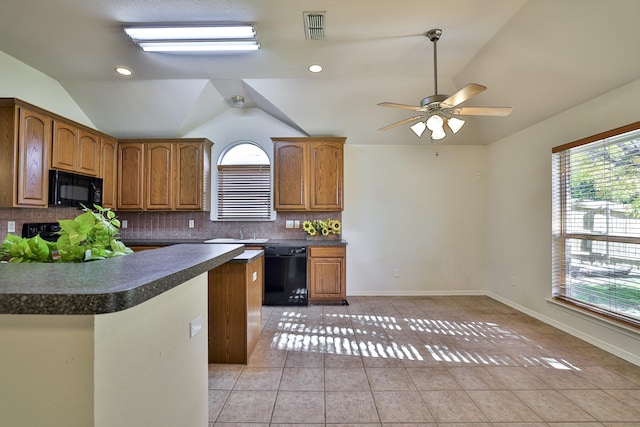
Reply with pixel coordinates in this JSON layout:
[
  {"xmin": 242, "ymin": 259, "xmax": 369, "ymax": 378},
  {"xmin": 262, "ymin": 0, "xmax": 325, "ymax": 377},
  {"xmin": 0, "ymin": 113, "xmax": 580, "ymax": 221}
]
[{"xmin": 546, "ymin": 297, "xmax": 640, "ymax": 337}]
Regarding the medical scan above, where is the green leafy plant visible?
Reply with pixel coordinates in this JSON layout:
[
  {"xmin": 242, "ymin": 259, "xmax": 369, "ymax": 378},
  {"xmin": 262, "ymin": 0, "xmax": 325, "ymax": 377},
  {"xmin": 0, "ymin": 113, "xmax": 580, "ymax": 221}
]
[{"xmin": 0, "ymin": 204, "xmax": 133, "ymax": 263}]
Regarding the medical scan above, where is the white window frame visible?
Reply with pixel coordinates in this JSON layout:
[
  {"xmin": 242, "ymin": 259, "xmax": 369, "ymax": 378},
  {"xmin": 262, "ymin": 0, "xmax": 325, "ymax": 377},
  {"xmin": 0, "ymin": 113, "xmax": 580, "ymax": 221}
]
[
  {"xmin": 212, "ymin": 141, "xmax": 276, "ymax": 221},
  {"xmin": 552, "ymin": 121, "xmax": 640, "ymax": 329}
]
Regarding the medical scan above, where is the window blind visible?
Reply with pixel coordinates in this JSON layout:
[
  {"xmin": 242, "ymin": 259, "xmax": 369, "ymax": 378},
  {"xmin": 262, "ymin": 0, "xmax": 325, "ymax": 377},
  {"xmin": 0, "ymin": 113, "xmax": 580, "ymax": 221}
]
[
  {"xmin": 217, "ymin": 165, "xmax": 271, "ymax": 219},
  {"xmin": 552, "ymin": 122, "xmax": 640, "ymax": 327}
]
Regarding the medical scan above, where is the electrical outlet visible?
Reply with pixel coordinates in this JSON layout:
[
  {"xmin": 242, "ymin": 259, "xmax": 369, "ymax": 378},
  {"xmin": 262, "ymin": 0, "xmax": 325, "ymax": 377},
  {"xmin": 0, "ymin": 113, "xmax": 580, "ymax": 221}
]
[
  {"xmin": 7, "ymin": 221, "xmax": 15, "ymax": 233},
  {"xmin": 294, "ymin": 220, "xmax": 300, "ymax": 228},
  {"xmin": 394, "ymin": 269, "xmax": 400, "ymax": 278},
  {"xmin": 286, "ymin": 220, "xmax": 294, "ymax": 228},
  {"xmin": 188, "ymin": 219, "xmax": 195, "ymax": 229},
  {"xmin": 121, "ymin": 220, "xmax": 128, "ymax": 229}
]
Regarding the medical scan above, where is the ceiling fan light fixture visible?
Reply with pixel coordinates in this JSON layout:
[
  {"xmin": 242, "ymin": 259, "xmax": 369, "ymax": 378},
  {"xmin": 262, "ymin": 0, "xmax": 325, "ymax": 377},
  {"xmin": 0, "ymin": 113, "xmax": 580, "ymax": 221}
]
[
  {"xmin": 447, "ymin": 117, "xmax": 465, "ymax": 134},
  {"xmin": 410, "ymin": 121, "xmax": 427, "ymax": 137},
  {"xmin": 377, "ymin": 27, "xmax": 511, "ymax": 140},
  {"xmin": 426, "ymin": 114, "xmax": 444, "ymax": 131},
  {"xmin": 232, "ymin": 95, "xmax": 245, "ymax": 107},
  {"xmin": 431, "ymin": 128, "xmax": 446, "ymax": 140}
]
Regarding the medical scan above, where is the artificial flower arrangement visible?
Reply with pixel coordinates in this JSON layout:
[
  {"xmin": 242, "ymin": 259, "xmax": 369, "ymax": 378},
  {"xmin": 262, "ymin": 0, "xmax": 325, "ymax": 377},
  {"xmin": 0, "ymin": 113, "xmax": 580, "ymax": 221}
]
[{"xmin": 302, "ymin": 218, "xmax": 341, "ymax": 237}]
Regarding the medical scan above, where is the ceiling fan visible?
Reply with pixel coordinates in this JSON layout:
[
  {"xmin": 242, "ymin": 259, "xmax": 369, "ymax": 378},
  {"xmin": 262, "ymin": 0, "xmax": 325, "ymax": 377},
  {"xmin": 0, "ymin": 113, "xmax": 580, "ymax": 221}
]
[{"xmin": 378, "ymin": 28, "xmax": 512, "ymax": 140}]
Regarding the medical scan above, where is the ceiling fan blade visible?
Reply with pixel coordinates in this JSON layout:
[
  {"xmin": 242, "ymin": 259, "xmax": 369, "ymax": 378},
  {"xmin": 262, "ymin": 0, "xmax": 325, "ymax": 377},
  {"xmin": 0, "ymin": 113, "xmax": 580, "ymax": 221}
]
[
  {"xmin": 379, "ymin": 115, "xmax": 425, "ymax": 131},
  {"xmin": 441, "ymin": 83, "xmax": 486, "ymax": 108},
  {"xmin": 377, "ymin": 102, "xmax": 424, "ymax": 112},
  {"xmin": 447, "ymin": 106, "xmax": 513, "ymax": 116}
]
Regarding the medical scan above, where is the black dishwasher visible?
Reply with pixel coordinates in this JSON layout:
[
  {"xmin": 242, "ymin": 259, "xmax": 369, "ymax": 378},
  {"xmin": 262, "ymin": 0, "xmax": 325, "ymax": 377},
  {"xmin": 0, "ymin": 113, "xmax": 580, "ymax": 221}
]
[{"xmin": 263, "ymin": 246, "xmax": 308, "ymax": 306}]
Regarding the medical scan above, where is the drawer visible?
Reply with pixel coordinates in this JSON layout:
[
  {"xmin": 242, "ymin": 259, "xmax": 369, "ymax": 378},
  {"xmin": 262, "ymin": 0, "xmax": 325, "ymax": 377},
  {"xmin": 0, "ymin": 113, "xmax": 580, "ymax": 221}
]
[{"xmin": 309, "ymin": 246, "xmax": 345, "ymax": 258}]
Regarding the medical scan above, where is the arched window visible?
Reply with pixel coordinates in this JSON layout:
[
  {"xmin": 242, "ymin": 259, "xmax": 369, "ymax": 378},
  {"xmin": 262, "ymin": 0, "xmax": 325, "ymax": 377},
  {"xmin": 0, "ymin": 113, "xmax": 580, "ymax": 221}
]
[{"xmin": 217, "ymin": 142, "xmax": 271, "ymax": 220}]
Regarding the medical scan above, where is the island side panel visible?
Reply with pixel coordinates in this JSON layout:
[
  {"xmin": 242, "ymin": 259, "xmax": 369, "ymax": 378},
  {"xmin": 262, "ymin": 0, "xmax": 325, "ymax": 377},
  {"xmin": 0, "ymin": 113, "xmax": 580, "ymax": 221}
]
[
  {"xmin": 94, "ymin": 273, "xmax": 208, "ymax": 427},
  {"xmin": 0, "ymin": 314, "xmax": 95, "ymax": 427}
]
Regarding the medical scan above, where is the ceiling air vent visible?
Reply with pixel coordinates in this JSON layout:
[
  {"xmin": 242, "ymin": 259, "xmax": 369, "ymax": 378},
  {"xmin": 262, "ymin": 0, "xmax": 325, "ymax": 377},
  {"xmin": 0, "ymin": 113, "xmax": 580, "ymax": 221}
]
[{"xmin": 303, "ymin": 11, "xmax": 325, "ymax": 40}]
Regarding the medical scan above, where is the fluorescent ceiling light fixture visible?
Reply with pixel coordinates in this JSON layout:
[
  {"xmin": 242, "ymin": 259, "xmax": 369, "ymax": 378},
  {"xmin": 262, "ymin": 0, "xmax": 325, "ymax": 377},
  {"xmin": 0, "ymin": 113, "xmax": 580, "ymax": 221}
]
[{"xmin": 124, "ymin": 24, "xmax": 259, "ymax": 53}]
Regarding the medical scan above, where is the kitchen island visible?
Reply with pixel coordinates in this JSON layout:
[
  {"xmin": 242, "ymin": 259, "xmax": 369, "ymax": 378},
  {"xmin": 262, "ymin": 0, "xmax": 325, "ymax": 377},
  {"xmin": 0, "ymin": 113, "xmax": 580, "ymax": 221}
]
[{"xmin": 0, "ymin": 243, "xmax": 244, "ymax": 427}]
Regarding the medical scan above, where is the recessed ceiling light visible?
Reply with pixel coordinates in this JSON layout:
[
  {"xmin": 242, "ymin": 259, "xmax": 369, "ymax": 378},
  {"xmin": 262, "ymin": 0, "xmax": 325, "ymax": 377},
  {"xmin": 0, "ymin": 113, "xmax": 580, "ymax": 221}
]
[
  {"xmin": 115, "ymin": 66, "xmax": 132, "ymax": 76},
  {"xmin": 308, "ymin": 64, "xmax": 323, "ymax": 73}
]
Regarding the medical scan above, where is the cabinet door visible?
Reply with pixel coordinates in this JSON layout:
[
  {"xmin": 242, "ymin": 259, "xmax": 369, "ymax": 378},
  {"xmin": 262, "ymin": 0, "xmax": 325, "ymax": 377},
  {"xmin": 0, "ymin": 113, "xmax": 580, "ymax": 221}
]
[
  {"xmin": 145, "ymin": 143, "xmax": 173, "ymax": 210},
  {"xmin": 51, "ymin": 120, "xmax": 77, "ymax": 172},
  {"xmin": 17, "ymin": 108, "xmax": 51, "ymax": 207},
  {"xmin": 308, "ymin": 246, "xmax": 346, "ymax": 302},
  {"xmin": 77, "ymin": 130, "xmax": 100, "ymax": 176},
  {"xmin": 117, "ymin": 143, "xmax": 144, "ymax": 210},
  {"xmin": 174, "ymin": 142, "xmax": 202, "ymax": 210},
  {"xmin": 309, "ymin": 141, "xmax": 344, "ymax": 210},
  {"xmin": 100, "ymin": 137, "xmax": 117, "ymax": 209},
  {"xmin": 274, "ymin": 141, "xmax": 308, "ymax": 210}
]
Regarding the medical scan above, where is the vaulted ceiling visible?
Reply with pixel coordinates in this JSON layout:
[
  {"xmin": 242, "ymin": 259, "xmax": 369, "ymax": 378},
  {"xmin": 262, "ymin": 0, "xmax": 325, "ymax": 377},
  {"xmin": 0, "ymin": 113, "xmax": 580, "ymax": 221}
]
[{"xmin": 1, "ymin": 0, "xmax": 639, "ymax": 145}]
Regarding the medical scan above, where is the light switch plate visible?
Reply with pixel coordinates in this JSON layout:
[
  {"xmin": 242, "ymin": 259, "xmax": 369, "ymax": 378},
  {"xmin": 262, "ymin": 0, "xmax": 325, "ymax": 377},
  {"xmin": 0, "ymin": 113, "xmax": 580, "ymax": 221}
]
[
  {"xmin": 286, "ymin": 220, "xmax": 294, "ymax": 228},
  {"xmin": 252, "ymin": 271, "xmax": 257, "ymax": 282},
  {"xmin": 189, "ymin": 315, "xmax": 202, "ymax": 338},
  {"xmin": 7, "ymin": 221, "xmax": 15, "ymax": 233}
]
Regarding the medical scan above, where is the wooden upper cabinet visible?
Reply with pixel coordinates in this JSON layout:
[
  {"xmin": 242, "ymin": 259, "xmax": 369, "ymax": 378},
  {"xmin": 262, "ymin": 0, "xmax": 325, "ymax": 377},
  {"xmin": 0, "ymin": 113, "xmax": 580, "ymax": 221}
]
[
  {"xmin": 117, "ymin": 143, "xmax": 144, "ymax": 210},
  {"xmin": 175, "ymin": 142, "xmax": 207, "ymax": 210},
  {"xmin": 145, "ymin": 143, "xmax": 173, "ymax": 210},
  {"xmin": 117, "ymin": 138, "xmax": 212, "ymax": 211},
  {"xmin": 52, "ymin": 120, "xmax": 77, "ymax": 172},
  {"xmin": 0, "ymin": 102, "xmax": 51, "ymax": 208},
  {"xmin": 77, "ymin": 130, "xmax": 100, "ymax": 176},
  {"xmin": 51, "ymin": 120, "xmax": 101, "ymax": 176},
  {"xmin": 273, "ymin": 141, "xmax": 308, "ymax": 210},
  {"xmin": 100, "ymin": 136, "xmax": 117, "ymax": 209},
  {"xmin": 309, "ymin": 141, "xmax": 344, "ymax": 210},
  {"xmin": 272, "ymin": 137, "xmax": 345, "ymax": 211}
]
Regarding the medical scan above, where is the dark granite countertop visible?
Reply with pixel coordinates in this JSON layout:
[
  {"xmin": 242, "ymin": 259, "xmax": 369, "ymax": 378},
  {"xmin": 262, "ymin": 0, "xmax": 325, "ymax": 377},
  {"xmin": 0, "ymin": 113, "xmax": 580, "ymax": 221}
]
[
  {"xmin": 228, "ymin": 249, "xmax": 264, "ymax": 264},
  {"xmin": 0, "ymin": 243, "xmax": 244, "ymax": 315},
  {"xmin": 124, "ymin": 238, "xmax": 348, "ymax": 247}
]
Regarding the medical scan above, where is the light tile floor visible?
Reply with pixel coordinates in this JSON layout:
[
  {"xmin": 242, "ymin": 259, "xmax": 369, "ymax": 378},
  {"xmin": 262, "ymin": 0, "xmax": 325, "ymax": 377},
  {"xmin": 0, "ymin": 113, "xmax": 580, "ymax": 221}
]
[{"xmin": 208, "ymin": 296, "xmax": 640, "ymax": 426}]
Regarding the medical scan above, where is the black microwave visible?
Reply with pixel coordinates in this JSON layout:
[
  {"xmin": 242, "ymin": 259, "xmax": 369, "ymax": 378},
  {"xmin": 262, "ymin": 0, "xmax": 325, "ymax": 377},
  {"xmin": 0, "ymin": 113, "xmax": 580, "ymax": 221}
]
[{"xmin": 49, "ymin": 170, "xmax": 103, "ymax": 208}]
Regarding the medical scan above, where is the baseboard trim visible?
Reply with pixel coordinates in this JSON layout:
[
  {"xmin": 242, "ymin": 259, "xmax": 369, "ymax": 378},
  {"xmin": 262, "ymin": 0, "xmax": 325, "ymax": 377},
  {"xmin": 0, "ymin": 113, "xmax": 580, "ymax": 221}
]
[{"xmin": 487, "ymin": 292, "xmax": 640, "ymax": 367}]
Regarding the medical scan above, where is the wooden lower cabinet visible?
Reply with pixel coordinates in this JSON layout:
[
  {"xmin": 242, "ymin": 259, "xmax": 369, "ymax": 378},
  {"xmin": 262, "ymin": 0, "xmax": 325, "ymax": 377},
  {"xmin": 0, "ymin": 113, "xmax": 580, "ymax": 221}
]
[
  {"xmin": 308, "ymin": 246, "xmax": 347, "ymax": 304},
  {"xmin": 208, "ymin": 251, "xmax": 263, "ymax": 364}
]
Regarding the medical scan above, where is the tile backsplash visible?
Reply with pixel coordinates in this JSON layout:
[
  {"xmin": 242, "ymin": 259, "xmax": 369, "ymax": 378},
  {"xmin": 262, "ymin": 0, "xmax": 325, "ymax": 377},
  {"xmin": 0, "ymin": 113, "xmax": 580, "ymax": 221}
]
[{"xmin": 0, "ymin": 208, "xmax": 342, "ymax": 242}]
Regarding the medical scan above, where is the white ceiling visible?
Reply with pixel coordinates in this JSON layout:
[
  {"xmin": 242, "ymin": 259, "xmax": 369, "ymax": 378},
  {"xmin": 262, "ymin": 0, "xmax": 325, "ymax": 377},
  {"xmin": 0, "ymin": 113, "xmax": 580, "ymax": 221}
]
[{"xmin": 1, "ymin": 0, "xmax": 639, "ymax": 145}]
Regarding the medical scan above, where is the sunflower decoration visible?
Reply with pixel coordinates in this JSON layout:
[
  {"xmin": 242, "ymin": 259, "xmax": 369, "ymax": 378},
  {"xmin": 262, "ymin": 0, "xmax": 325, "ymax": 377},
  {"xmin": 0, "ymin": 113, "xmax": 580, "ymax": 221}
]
[
  {"xmin": 302, "ymin": 218, "xmax": 341, "ymax": 237},
  {"xmin": 302, "ymin": 220, "xmax": 317, "ymax": 236}
]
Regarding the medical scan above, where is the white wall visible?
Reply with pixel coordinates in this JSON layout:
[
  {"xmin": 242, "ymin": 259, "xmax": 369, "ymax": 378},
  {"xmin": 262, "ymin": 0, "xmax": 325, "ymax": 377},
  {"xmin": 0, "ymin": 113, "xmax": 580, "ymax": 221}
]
[
  {"xmin": 182, "ymin": 107, "xmax": 306, "ymax": 220},
  {"xmin": 95, "ymin": 274, "xmax": 209, "ymax": 427},
  {"xmin": 0, "ymin": 51, "xmax": 95, "ymax": 127},
  {"xmin": 0, "ymin": 314, "xmax": 95, "ymax": 427},
  {"xmin": 485, "ymin": 78, "xmax": 640, "ymax": 364},
  {"xmin": 343, "ymin": 143, "xmax": 488, "ymax": 295}
]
